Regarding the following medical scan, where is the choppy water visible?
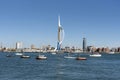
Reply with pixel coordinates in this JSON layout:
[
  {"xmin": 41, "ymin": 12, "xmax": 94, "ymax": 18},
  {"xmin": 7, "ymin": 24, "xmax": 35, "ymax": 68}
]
[{"xmin": 0, "ymin": 52, "xmax": 120, "ymax": 80}]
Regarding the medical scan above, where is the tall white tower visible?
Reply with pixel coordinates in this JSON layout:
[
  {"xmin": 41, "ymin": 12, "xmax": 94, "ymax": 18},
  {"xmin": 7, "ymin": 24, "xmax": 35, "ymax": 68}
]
[{"xmin": 57, "ymin": 16, "xmax": 64, "ymax": 50}]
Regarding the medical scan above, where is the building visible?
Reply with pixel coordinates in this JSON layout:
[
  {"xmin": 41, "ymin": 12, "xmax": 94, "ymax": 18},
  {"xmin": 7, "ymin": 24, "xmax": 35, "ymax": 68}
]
[
  {"xmin": 87, "ymin": 46, "xmax": 96, "ymax": 52},
  {"xmin": 83, "ymin": 38, "xmax": 87, "ymax": 52},
  {"xmin": 31, "ymin": 44, "xmax": 35, "ymax": 49},
  {"xmin": 16, "ymin": 42, "xmax": 23, "ymax": 49}
]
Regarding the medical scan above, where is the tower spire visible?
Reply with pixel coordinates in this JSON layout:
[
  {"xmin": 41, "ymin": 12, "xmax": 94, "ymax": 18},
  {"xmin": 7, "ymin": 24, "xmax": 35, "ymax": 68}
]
[{"xmin": 58, "ymin": 15, "xmax": 61, "ymax": 27}]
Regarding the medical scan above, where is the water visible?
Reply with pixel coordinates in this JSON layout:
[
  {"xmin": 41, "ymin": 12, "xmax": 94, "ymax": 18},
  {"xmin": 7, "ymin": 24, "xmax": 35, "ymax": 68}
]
[{"xmin": 0, "ymin": 52, "xmax": 120, "ymax": 80}]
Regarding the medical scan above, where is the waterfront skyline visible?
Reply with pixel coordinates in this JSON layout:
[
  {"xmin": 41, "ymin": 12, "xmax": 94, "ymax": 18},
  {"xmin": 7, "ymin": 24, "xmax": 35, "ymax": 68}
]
[{"xmin": 0, "ymin": 0, "xmax": 120, "ymax": 48}]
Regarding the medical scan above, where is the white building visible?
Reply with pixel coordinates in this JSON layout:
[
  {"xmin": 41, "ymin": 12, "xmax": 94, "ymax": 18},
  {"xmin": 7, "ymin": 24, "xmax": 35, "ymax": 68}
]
[{"xmin": 16, "ymin": 42, "xmax": 23, "ymax": 49}]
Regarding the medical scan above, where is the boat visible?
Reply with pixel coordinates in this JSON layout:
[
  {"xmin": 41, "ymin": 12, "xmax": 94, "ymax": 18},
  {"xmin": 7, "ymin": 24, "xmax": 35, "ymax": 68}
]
[
  {"xmin": 76, "ymin": 53, "xmax": 87, "ymax": 60},
  {"xmin": 15, "ymin": 53, "xmax": 23, "ymax": 56},
  {"xmin": 108, "ymin": 51, "xmax": 115, "ymax": 54},
  {"xmin": 20, "ymin": 49, "xmax": 30, "ymax": 58},
  {"xmin": 21, "ymin": 55, "xmax": 30, "ymax": 58},
  {"xmin": 90, "ymin": 53, "xmax": 101, "ymax": 57},
  {"xmin": 36, "ymin": 55, "xmax": 47, "ymax": 60},
  {"xmin": 76, "ymin": 57, "xmax": 87, "ymax": 60}
]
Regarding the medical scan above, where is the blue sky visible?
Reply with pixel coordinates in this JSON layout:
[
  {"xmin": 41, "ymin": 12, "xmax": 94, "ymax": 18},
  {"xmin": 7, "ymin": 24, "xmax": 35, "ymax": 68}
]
[{"xmin": 0, "ymin": 0, "xmax": 120, "ymax": 48}]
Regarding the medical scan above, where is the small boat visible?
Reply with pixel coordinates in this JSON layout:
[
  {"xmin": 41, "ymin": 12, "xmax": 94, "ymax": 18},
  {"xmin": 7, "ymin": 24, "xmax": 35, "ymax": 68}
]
[
  {"xmin": 76, "ymin": 57, "xmax": 87, "ymax": 60},
  {"xmin": 36, "ymin": 55, "xmax": 47, "ymax": 60},
  {"xmin": 15, "ymin": 53, "xmax": 23, "ymax": 56},
  {"xmin": 90, "ymin": 53, "xmax": 101, "ymax": 57},
  {"xmin": 20, "ymin": 49, "xmax": 30, "ymax": 58},
  {"xmin": 108, "ymin": 51, "xmax": 115, "ymax": 54},
  {"xmin": 21, "ymin": 55, "xmax": 30, "ymax": 58}
]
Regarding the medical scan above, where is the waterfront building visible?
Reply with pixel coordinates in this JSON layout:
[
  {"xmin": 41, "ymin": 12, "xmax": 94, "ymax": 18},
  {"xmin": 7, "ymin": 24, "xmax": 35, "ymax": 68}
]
[
  {"xmin": 101, "ymin": 47, "xmax": 110, "ymax": 53},
  {"xmin": 105, "ymin": 47, "xmax": 110, "ymax": 53},
  {"xmin": 16, "ymin": 42, "xmax": 22, "ymax": 49},
  {"xmin": 31, "ymin": 44, "xmax": 36, "ymax": 49},
  {"xmin": 96, "ymin": 48, "xmax": 102, "ymax": 53},
  {"xmin": 87, "ymin": 46, "xmax": 96, "ymax": 52},
  {"xmin": 56, "ymin": 16, "xmax": 64, "ymax": 51},
  {"xmin": 83, "ymin": 38, "xmax": 87, "ymax": 52},
  {"xmin": 117, "ymin": 47, "xmax": 120, "ymax": 52}
]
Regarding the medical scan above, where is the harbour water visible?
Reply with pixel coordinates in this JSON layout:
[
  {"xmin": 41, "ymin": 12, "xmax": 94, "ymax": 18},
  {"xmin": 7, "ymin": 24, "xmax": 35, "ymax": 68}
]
[{"xmin": 0, "ymin": 52, "xmax": 120, "ymax": 80}]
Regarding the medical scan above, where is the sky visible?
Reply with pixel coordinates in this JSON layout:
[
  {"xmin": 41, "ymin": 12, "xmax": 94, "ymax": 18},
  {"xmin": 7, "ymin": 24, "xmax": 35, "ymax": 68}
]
[{"xmin": 0, "ymin": 0, "xmax": 120, "ymax": 48}]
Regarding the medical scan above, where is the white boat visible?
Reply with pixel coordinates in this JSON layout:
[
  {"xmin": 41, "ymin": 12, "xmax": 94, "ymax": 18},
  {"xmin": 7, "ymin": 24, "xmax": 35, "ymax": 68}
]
[
  {"xmin": 36, "ymin": 55, "xmax": 47, "ymax": 60},
  {"xmin": 21, "ymin": 55, "xmax": 30, "ymax": 58},
  {"xmin": 15, "ymin": 53, "xmax": 23, "ymax": 56},
  {"xmin": 90, "ymin": 53, "xmax": 101, "ymax": 57},
  {"xmin": 108, "ymin": 51, "xmax": 115, "ymax": 54}
]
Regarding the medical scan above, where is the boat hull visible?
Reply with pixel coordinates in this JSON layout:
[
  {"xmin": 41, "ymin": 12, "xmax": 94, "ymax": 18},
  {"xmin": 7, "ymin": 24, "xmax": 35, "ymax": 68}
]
[
  {"xmin": 21, "ymin": 55, "xmax": 30, "ymax": 58},
  {"xmin": 76, "ymin": 57, "xmax": 87, "ymax": 60},
  {"xmin": 15, "ymin": 53, "xmax": 23, "ymax": 56},
  {"xmin": 90, "ymin": 54, "xmax": 101, "ymax": 57},
  {"xmin": 36, "ymin": 57, "xmax": 47, "ymax": 60}
]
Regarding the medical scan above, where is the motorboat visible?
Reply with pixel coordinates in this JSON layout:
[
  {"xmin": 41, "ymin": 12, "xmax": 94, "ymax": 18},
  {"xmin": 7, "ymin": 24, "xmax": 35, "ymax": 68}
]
[
  {"xmin": 90, "ymin": 53, "xmax": 101, "ymax": 57},
  {"xmin": 21, "ymin": 55, "xmax": 30, "ymax": 58},
  {"xmin": 108, "ymin": 51, "xmax": 115, "ymax": 54},
  {"xmin": 15, "ymin": 53, "xmax": 23, "ymax": 56},
  {"xmin": 76, "ymin": 57, "xmax": 87, "ymax": 60},
  {"xmin": 36, "ymin": 55, "xmax": 47, "ymax": 60}
]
